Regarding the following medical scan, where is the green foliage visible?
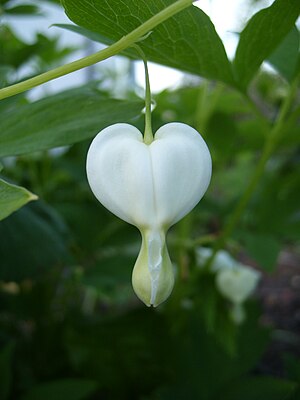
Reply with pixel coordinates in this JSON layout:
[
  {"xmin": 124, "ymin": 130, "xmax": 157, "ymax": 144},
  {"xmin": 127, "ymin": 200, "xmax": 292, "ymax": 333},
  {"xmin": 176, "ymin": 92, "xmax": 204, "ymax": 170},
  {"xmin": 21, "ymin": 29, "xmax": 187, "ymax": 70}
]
[
  {"xmin": 219, "ymin": 377, "xmax": 297, "ymax": 400},
  {"xmin": 0, "ymin": 24, "xmax": 75, "ymax": 88},
  {"xmin": 238, "ymin": 232, "xmax": 281, "ymax": 272},
  {"xmin": 268, "ymin": 26, "xmax": 300, "ymax": 82},
  {"xmin": 60, "ymin": 0, "xmax": 234, "ymax": 85},
  {"xmin": 0, "ymin": 25, "xmax": 39, "ymax": 70},
  {"xmin": 0, "ymin": 86, "xmax": 143, "ymax": 156},
  {"xmin": 0, "ymin": 342, "xmax": 15, "ymax": 400},
  {"xmin": 0, "ymin": 0, "xmax": 300, "ymax": 399},
  {"xmin": 0, "ymin": 202, "xmax": 71, "ymax": 281},
  {"xmin": 234, "ymin": 0, "xmax": 300, "ymax": 88},
  {"xmin": 3, "ymin": 4, "xmax": 41, "ymax": 16},
  {"xmin": 0, "ymin": 178, "xmax": 37, "ymax": 221},
  {"xmin": 22, "ymin": 379, "xmax": 98, "ymax": 400}
]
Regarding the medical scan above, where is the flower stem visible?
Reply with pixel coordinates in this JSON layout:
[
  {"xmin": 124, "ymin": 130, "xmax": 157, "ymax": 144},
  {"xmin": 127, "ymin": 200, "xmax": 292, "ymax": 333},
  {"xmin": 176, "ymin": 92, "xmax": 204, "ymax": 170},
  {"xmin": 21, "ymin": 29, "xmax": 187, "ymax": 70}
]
[
  {"xmin": 0, "ymin": 0, "xmax": 194, "ymax": 101},
  {"xmin": 132, "ymin": 45, "xmax": 153, "ymax": 144}
]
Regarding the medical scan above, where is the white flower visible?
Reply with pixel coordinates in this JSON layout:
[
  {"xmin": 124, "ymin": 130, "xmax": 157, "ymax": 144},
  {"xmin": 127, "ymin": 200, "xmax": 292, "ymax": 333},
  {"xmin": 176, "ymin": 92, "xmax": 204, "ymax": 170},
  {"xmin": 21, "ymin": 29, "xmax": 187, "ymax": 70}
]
[
  {"xmin": 86, "ymin": 122, "xmax": 212, "ymax": 306},
  {"xmin": 196, "ymin": 247, "xmax": 238, "ymax": 272},
  {"xmin": 215, "ymin": 264, "xmax": 261, "ymax": 305},
  {"xmin": 196, "ymin": 247, "xmax": 261, "ymax": 323},
  {"xmin": 216, "ymin": 263, "xmax": 261, "ymax": 324}
]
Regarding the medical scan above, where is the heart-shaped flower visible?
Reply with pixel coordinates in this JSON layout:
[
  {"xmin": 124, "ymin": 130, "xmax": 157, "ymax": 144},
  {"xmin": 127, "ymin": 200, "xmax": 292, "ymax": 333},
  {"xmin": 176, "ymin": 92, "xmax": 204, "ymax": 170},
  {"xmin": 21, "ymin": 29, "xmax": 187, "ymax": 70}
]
[
  {"xmin": 215, "ymin": 264, "xmax": 260, "ymax": 305},
  {"xmin": 86, "ymin": 122, "xmax": 212, "ymax": 306}
]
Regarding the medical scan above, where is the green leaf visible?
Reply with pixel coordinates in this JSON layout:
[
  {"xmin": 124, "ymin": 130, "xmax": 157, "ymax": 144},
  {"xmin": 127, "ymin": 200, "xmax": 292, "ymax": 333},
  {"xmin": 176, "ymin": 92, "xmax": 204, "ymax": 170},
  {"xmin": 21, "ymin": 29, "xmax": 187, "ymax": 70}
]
[
  {"xmin": 234, "ymin": 0, "xmax": 300, "ymax": 88},
  {"xmin": 83, "ymin": 253, "xmax": 136, "ymax": 289},
  {"xmin": 0, "ymin": 342, "xmax": 15, "ymax": 400},
  {"xmin": 163, "ymin": 303, "xmax": 269, "ymax": 399},
  {"xmin": 240, "ymin": 233, "xmax": 281, "ymax": 272},
  {"xmin": 64, "ymin": 310, "xmax": 169, "ymax": 393},
  {"xmin": 60, "ymin": 0, "xmax": 234, "ymax": 85},
  {"xmin": 220, "ymin": 377, "xmax": 297, "ymax": 400},
  {"xmin": 22, "ymin": 379, "xmax": 98, "ymax": 400},
  {"xmin": 268, "ymin": 26, "xmax": 300, "ymax": 82},
  {"xmin": 0, "ymin": 85, "xmax": 143, "ymax": 157},
  {"xmin": 53, "ymin": 23, "xmax": 110, "ymax": 44},
  {"xmin": 4, "ymin": 5, "xmax": 41, "ymax": 16},
  {"xmin": 0, "ymin": 178, "xmax": 37, "ymax": 221},
  {"xmin": 0, "ymin": 25, "xmax": 38, "ymax": 69},
  {"xmin": 0, "ymin": 201, "xmax": 70, "ymax": 281}
]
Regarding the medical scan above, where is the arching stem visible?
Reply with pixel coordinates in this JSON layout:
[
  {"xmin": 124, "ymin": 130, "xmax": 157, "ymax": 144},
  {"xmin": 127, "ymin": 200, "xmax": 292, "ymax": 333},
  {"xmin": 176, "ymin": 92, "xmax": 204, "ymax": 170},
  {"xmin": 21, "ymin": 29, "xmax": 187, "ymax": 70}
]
[
  {"xmin": 0, "ymin": 0, "xmax": 194, "ymax": 101},
  {"xmin": 132, "ymin": 45, "xmax": 153, "ymax": 144}
]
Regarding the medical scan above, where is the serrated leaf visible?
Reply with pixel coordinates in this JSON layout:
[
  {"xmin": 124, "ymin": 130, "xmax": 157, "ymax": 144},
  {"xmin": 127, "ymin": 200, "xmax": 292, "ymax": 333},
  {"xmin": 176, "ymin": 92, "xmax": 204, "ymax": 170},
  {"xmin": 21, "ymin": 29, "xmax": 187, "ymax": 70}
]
[
  {"xmin": 268, "ymin": 26, "xmax": 300, "ymax": 82},
  {"xmin": 0, "ymin": 86, "xmax": 143, "ymax": 157},
  {"xmin": 61, "ymin": 0, "xmax": 234, "ymax": 85},
  {"xmin": 234, "ymin": 0, "xmax": 300, "ymax": 88},
  {"xmin": 0, "ymin": 178, "xmax": 37, "ymax": 221},
  {"xmin": 22, "ymin": 379, "xmax": 98, "ymax": 400}
]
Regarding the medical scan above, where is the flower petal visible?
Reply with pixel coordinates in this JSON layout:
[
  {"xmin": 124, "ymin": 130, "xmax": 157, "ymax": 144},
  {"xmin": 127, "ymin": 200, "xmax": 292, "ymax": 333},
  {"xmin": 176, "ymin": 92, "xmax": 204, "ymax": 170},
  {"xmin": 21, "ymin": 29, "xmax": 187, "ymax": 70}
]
[
  {"xmin": 86, "ymin": 123, "xmax": 156, "ymax": 227},
  {"xmin": 132, "ymin": 229, "xmax": 174, "ymax": 307},
  {"xmin": 150, "ymin": 122, "xmax": 212, "ymax": 226}
]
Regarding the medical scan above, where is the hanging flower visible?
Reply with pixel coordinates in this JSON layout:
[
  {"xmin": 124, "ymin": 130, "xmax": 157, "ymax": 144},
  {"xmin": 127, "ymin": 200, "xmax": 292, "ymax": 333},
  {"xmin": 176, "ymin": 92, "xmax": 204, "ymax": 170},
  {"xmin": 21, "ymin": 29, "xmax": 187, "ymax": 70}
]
[
  {"xmin": 216, "ymin": 263, "xmax": 261, "ymax": 323},
  {"xmin": 86, "ymin": 122, "xmax": 211, "ymax": 306},
  {"xmin": 196, "ymin": 247, "xmax": 261, "ymax": 323}
]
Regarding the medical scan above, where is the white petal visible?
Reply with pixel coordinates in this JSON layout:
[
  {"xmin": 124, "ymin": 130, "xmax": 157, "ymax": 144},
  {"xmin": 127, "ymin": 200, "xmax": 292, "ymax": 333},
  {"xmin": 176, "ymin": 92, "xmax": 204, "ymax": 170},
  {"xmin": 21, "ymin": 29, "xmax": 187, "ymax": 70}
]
[
  {"xmin": 86, "ymin": 122, "xmax": 212, "ymax": 230},
  {"xmin": 86, "ymin": 123, "xmax": 156, "ymax": 227},
  {"xmin": 132, "ymin": 229, "xmax": 174, "ymax": 307},
  {"xmin": 150, "ymin": 123, "xmax": 212, "ymax": 226}
]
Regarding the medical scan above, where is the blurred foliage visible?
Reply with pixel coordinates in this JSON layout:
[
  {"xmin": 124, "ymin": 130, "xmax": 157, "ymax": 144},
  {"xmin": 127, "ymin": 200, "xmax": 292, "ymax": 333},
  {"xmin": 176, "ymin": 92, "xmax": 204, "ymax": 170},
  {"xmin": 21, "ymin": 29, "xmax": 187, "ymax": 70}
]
[{"xmin": 0, "ymin": 0, "xmax": 300, "ymax": 399}]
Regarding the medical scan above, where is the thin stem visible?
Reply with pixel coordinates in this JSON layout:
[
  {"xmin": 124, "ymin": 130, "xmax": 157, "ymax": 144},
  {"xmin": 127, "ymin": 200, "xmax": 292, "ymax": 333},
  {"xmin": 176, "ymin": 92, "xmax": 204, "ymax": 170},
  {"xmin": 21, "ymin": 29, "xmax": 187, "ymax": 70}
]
[
  {"xmin": 203, "ymin": 73, "xmax": 300, "ymax": 271},
  {"xmin": 132, "ymin": 44, "xmax": 153, "ymax": 144},
  {"xmin": 0, "ymin": 0, "xmax": 194, "ymax": 101}
]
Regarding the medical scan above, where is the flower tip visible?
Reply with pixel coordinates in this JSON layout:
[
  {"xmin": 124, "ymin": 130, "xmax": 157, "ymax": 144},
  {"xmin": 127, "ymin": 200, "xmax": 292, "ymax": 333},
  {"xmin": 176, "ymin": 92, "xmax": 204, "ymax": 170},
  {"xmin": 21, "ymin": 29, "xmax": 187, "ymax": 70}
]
[
  {"xmin": 132, "ymin": 229, "xmax": 174, "ymax": 307},
  {"xmin": 132, "ymin": 267, "xmax": 174, "ymax": 308}
]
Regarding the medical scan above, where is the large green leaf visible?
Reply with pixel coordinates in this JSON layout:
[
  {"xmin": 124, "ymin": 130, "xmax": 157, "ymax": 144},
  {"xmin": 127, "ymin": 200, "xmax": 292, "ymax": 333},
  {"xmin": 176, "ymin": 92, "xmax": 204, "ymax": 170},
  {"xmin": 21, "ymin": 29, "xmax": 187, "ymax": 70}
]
[
  {"xmin": 268, "ymin": 26, "xmax": 300, "ymax": 82},
  {"xmin": 0, "ymin": 85, "xmax": 143, "ymax": 157},
  {"xmin": 234, "ymin": 0, "xmax": 300, "ymax": 89},
  {"xmin": 0, "ymin": 201, "xmax": 70, "ymax": 281},
  {"xmin": 0, "ymin": 178, "xmax": 37, "ymax": 221},
  {"xmin": 60, "ymin": 0, "xmax": 234, "ymax": 85},
  {"xmin": 22, "ymin": 379, "xmax": 98, "ymax": 400},
  {"xmin": 53, "ymin": 23, "xmax": 111, "ymax": 45}
]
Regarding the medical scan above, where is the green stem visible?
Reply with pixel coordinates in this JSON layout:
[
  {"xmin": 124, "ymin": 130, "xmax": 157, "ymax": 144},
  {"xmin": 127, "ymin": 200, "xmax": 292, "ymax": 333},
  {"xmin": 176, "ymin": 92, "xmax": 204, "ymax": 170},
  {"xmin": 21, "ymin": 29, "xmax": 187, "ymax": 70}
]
[
  {"xmin": 0, "ymin": 0, "xmax": 194, "ymax": 101},
  {"xmin": 132, "ymin": 45, "xmax": 153, "ymax": 144},
  {"xmin": 195, "ymin": 81, "xmax": 224, "ymax": 134},
  {"xmin": 204, "ymin": 73, "xmax": 300, "ymax": 271}
]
